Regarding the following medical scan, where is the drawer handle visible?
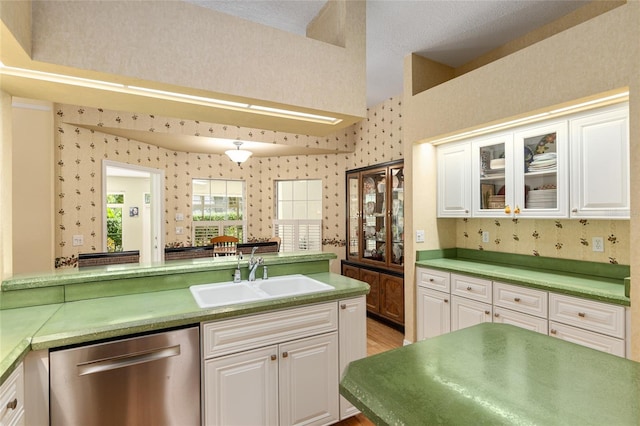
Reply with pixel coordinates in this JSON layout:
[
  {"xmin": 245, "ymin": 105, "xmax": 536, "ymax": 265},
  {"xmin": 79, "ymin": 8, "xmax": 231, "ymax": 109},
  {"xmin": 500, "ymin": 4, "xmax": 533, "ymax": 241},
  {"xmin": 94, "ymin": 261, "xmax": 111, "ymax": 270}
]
[
  {"xmin": 466, "ymin": 286, "xmax": 472, "ymax": 291},
  {"xmin": 429, "ymin": 278, "xmax": 435, "ymax": 282},
  {"xmin": 444, "ymin": 299, "xmax": 449, "ymax": 303},
  {"xmin": 514, "ymin": 297, "xmax": 521, "ymax": 302},
  {"xmin": 270, "ymin": 355, "xmax": 277, "ymax": 361},
  {"xmin": 550, "ymin": 329, "xmax": 557, "ymax": 335},
  {"xmin": 6, "ymin": 398, "xmax": 17, "ymax": 410},
  {"xmin": 578, "ymin": 312, "xmax": 586, "ymax": 318},
  {"xmin": 340, "ymin": 304, "xmax": 347, "ymax": 310},
  {"xmin": 484, "ymin": 310, "xmax": 490, "ymax": 315},
  {"xmin": 282, "ymin": 352, "xmax": 289, "ymax": 358}
]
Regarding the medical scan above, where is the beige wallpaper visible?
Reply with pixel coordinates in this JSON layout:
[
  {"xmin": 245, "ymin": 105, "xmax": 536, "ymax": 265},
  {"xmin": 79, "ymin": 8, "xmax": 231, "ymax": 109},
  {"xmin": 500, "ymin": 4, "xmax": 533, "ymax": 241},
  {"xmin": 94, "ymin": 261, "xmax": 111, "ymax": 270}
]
[
  {"xmin": 456, "ymin": 218, "xmax": 629, "ymax": 265},
  {"xmin": 53, "ymin": 98, "xmax": 404, "ymax": 268}
]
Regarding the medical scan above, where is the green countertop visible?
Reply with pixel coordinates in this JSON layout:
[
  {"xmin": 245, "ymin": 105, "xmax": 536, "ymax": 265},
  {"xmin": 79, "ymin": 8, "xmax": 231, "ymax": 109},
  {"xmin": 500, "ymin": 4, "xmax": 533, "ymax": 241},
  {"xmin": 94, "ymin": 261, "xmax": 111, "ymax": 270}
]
[
  {"xmin": 340, "ymin": 323, "xmax": 640, "ymax": 425},
  {"xmin": 0, "ymin": 272, "xmax": 368, "ymax": 384},
  {"xmin": 416, "ymin": 257, "xmax": 628, "ymax": 306}
]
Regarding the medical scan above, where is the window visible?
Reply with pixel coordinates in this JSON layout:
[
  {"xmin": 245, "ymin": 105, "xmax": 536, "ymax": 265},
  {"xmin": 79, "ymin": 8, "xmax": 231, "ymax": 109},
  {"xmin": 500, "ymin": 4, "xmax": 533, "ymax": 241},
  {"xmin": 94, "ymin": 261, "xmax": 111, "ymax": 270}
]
[
  {"xmin": 192, "ymin": 179, "xmax": 246, "ymax": 246},
  {"xmin": 274, "ymin": 180, "xmax": 322, "ymax": 252},
  {"xmin": 106, "ymin": 193, "xmax": 124, "ymax": 252}
]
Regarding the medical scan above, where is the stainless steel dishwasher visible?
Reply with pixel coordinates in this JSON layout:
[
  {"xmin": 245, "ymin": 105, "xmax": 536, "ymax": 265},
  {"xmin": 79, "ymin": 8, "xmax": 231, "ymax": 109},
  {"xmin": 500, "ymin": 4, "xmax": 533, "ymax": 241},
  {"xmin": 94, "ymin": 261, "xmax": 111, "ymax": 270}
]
[{"xmin": 50, "ymin": 326, "xmax": 200, "ymax": 426}]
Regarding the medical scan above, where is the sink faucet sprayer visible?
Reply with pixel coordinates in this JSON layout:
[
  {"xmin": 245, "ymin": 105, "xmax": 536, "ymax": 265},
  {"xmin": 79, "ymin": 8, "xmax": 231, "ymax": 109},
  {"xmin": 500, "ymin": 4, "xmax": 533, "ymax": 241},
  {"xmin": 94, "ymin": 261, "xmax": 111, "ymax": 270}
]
[
  {"xmin": 248, "ymin": 247, "xmax": 263, "ymax": 282},
  {"xmin": 233, "ymin": 251, "xmax": 243, "ymax": 283}
]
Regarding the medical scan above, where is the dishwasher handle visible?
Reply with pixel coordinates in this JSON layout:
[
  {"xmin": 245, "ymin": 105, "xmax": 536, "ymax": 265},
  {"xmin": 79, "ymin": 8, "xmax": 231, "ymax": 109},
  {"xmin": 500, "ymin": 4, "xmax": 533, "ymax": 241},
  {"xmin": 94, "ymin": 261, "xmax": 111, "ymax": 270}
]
[{"xmin": 77, "ymin": 345, "xmax": 181, "ymax": 376}]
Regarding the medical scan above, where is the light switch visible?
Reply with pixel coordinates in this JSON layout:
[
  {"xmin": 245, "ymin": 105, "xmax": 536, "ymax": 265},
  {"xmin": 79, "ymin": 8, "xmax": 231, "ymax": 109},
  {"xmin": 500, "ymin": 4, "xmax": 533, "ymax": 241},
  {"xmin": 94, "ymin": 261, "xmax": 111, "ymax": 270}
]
[
  {"xmin": 416, "ymin": 230, "xmax": 425, "ymax": 243},
  {"xmin": 175, "ymin": 226, "xmax": 183, "ymax": 235},
  {"xmin": 175, "ymin": 213, "xmax": 184, "ymax": 221}
]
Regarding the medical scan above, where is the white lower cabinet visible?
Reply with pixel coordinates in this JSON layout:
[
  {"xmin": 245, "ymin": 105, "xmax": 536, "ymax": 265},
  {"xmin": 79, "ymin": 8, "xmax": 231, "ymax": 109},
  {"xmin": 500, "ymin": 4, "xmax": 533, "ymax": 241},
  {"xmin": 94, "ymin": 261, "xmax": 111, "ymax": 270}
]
[
  {"xmin": 451, "ymin": 295, "xmax": 492, "ymax": 331},
  {"xmin": 0, "ymin": 362, "xmax": 24, "ymax": 426},
  {"xmin": 202, "ymin": 298, "xmax": 365, "ymax": 426},
  {"xmin": 416, "ymin": 287, "xmax": 450, "ymax": 340},
  {"xmin": 493, "ymin": 307, "xmax": 547, "ymax": 334},
  {"xmin": 417, "ymin": 267, "xmax": 629, "ymax": 358},
  {"xmin": 338, "ymin": 297, "xmax": 367, "ymax": 420},
  {"xmin": 549, "ymin": 322, "xmax": 625, "ymax": 357}
]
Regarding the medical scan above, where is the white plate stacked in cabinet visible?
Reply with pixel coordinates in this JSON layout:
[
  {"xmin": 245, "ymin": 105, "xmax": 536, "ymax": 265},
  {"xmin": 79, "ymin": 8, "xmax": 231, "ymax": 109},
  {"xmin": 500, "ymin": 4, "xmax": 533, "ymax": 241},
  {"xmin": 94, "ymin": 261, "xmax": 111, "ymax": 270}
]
[{"xmin": 416, "ymin": 267, "xmax": 629, "ymax": 358}]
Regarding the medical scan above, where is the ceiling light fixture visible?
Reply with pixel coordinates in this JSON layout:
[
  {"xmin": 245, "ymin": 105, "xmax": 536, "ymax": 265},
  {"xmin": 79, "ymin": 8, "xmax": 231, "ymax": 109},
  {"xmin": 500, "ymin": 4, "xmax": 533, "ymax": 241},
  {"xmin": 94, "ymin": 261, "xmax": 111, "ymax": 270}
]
[
  {"xmin": 225, "ymin": 141, "xmax": 253, "ymax": 165},
  {"xmin": 0, "ymin": 64, "xmax": 342, "ymax": 125}
]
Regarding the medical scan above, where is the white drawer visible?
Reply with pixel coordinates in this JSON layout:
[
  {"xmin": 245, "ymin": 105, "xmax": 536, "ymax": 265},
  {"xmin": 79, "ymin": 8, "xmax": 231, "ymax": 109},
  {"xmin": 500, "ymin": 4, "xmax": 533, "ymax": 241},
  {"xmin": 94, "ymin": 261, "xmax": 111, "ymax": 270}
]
[
  {"xmin": 451, "ymin": 274, "xmax": 492, "ymax": 303},
  {"xmin": 202, "ymin": 302, "xmax": 338, "ymax": 358},
  {"xmin": 493, "ymin": 282, "xmax": 547, "ymax": 318},
  {"xmin": 549, "ymin": 293, "xmax": 625, "ymax": 338},
  {"xmin": 416, "ymin": 267, "xmax": 450, "ymax": 292},
  {"xmin": 0, "ymin": 363, "xmax": 24, "ymax": 426},
  {"xmin": 549, "ymin": 321, "xmax": 625, "ymax": 357},
  {"xmin": 493, "ymin": 307, "xmax": 548, "ymax": 334}
]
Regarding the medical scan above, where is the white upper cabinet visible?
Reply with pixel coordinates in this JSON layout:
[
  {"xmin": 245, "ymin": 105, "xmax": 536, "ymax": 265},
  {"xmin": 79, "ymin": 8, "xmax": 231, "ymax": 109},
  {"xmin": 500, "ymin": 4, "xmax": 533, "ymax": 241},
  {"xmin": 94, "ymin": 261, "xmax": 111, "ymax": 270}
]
[
  {"xmin": 436, "ymin": 101, "xmax": 629, "ymax": 219},
  {"xmin": 513, "ymin": 120, "xmax": 568, "ymax": 218},
  {"xmin": 471, "ymin": 132, "xmax": 514, "ymax": 217},
  {"xmin": 569, "ymin": 103, "xmax": 629, "ymax": 219},
  {"xmin": 437, "ymin": 141, "xmax": 471, "ymax": 217}
]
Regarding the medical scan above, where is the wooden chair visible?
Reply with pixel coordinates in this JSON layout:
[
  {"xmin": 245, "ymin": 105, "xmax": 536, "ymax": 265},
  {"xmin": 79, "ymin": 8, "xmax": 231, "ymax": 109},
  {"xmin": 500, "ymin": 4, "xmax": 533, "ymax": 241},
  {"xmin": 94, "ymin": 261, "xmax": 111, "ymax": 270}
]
[
  {"xmin": 210, "ymin": 235, "xmax": 238, "ymax": 256},
  {"xmin": 268, "ymin": 236, "xmax": 281, "ymax": 252}
]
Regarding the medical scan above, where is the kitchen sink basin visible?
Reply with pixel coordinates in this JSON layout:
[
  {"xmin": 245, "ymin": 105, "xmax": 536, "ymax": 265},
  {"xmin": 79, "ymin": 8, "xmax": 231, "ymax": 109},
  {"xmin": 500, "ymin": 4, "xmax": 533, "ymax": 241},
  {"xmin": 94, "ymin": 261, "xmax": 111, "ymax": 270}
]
[
  {"xmin": 255, "ymin": 275, "xmax": 334, "ymax": 297},
  {"xmin": 190, "ymin": 282, "xmax": 265, "ymax": 308},
  {"xmin": 190, "ymin": 274, "xmax": 334, "ymax": 308}
]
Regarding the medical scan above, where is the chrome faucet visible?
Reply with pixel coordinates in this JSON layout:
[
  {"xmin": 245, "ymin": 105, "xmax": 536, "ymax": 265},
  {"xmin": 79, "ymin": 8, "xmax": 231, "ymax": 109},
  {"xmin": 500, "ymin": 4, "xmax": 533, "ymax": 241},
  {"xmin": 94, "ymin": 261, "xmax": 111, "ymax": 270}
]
[{"xmin": 248, "ymin": 247, "xmax": 263, "ymax": 281}]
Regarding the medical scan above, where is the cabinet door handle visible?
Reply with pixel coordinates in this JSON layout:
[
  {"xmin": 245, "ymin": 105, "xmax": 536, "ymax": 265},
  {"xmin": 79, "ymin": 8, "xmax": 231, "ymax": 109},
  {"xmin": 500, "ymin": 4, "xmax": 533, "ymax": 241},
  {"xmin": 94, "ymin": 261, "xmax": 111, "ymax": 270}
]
[
  {"xmin": 6, "ymin": 398, "xmax": 17, "ymax": 410},
  {"xmin": 578, "ymin": 312, "xmax": 586, "ymax": 318},
  {"xmin": 465, "ymin": 209, "xmax": 469, "ymax": 214},
  {"xmin": 484, "ymin": 310, "xmax": 491, "ymax": 315},
  {"xmin": 550, "ymin": 329, "xmax": 557, "ymax": 335},
  {"xmin": 282, "ymin": 352, "xmax": 289, "ymax": 358},
  {"xmin": 444, "ymin": 299, "xmax": 449, "ymax": 303},
  {"xmin": 270, "ymin": 355, "xmax": 277, "ymax": 361},
  {"xmin": 514, "ymin": 297, "xmax": 521, "ymax": 302},
  {"xmin": 466, "ymin": 286, "xmax": 472, "ymax": 291},
  {"xmin": 494, "ymin": 313, "xmax": 500, "ymax": 317},
  {"xmin": 572, "ymin": 208, "xmax": 578, "ymax": 213},
  {"xmin": 340, "ymin": 304, "xmax": 347, "ymax": 310}
]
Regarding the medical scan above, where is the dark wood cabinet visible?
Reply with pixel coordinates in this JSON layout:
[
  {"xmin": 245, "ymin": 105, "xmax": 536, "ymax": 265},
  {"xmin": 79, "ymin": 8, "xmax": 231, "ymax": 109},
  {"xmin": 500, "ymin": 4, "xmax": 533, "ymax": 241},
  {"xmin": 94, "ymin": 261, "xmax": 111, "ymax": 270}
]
[
  {"xmin": 342, "ymin": 261, "xmax": 404, "ymax": 328},
  {"xmin": 342, "ymin": 160, "xmax": 405, "ymax": 329}
]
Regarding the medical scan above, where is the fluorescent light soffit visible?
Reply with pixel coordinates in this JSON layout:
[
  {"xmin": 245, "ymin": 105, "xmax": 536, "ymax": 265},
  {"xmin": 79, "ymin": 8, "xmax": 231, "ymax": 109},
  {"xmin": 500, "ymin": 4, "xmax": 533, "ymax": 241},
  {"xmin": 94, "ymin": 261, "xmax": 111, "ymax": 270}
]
[{"xmin": 0, "ymin": 64, "xmax": 343, "ymax": 125}]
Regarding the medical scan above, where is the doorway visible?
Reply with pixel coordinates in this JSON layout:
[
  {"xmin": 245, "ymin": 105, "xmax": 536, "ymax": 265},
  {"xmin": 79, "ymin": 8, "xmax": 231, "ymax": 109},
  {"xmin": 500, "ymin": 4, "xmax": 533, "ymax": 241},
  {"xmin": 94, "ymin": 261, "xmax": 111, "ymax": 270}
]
[{"xmin": 102, "ymin": 160, "xmax": 164, "ymax": 263}]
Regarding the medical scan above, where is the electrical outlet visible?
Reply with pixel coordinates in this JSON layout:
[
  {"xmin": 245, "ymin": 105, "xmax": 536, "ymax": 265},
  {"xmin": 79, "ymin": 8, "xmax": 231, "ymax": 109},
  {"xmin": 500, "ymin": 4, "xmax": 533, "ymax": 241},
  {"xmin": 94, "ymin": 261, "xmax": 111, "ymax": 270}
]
[
  {"xmin": 592, "ymin": 237, "xmax": 604, "ymax": 252},
  {"xmin": 416, "ymin": 230, "xmax": 425, "ymax": 243},
  {"xmin": 175, "ymin": 226, "xmax": 184, "ymax": 235},
  {"xmin": 482, "ymin": 231, "xmax": 489, "ymax": 243},
  {"xmin": 175, "ymin": 213, "xmax": 184, "ymax": 221},
  {"xmin": 72, "ymin": 235, "xmax": 84, "ymax": 246}
]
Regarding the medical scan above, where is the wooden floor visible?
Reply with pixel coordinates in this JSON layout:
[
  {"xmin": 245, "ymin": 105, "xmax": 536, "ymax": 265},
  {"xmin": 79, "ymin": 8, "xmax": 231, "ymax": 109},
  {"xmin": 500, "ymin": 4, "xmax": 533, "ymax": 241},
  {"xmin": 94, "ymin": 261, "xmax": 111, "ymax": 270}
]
[{"xmin": 335, "ymin": 317, "xmax": 404, "ymax": 426}]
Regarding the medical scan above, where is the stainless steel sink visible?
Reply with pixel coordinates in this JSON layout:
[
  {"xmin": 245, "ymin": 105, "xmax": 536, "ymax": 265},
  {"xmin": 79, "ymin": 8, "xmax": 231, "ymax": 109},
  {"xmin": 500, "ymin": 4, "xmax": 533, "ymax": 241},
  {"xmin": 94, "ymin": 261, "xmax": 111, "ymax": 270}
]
[{"xmin": 190, "ymin": 274, "xmax": 333, "ymax": 308}]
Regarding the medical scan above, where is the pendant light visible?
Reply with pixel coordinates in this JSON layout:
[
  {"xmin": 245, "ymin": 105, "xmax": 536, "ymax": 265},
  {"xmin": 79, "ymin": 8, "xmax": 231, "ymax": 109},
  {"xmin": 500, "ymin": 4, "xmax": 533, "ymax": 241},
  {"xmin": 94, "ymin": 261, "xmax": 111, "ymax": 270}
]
[{"xmin": 225, "ymin": 141, "xmax": 252, "ymax": 165}]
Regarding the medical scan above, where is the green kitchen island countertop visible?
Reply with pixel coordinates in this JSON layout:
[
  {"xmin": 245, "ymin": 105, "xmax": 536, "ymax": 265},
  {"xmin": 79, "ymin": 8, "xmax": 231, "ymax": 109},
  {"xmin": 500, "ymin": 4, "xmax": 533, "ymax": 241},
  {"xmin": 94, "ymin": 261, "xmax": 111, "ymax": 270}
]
[
  {"xmin": 340, "ymin": 323, "xmax": 640, "ymax": 425},
  {"xmin": 0, "ymin": 272, "xmax": 368, "ymax": 383}
]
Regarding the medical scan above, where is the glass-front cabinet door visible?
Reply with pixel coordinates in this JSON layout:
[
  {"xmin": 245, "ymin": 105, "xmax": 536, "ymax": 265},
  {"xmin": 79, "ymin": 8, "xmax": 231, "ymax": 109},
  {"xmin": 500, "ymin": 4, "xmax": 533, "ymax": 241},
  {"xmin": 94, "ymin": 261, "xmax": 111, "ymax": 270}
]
[
  {"xmin": 345, "ymin": 160, "xmax": 404, "ymax": 271},
  {"xmin": 347, "ymin": 174, "xmax": 360, "ymax": 259},
  {"xmin": 514, "ymin": 121, "xmax": 568, "ymax": 217},
  {"xmin": 472, "ymin": 132, "xmax": 514, "ymax": 217},
  {"xmin": 361, "ymin": 167, "xmax": 387, "ymax": 264},
  {"xmin": 389, "ymin": 165, "xmax": 404, "ymax": 267}
]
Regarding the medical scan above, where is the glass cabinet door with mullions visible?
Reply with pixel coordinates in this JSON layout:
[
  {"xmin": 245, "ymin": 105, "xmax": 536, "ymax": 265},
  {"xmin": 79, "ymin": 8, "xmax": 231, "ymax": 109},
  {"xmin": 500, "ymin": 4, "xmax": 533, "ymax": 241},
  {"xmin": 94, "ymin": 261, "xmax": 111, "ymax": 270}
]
[
  {"xmin": 361, "ymin": 167, "xmax": 387, "ymax": 263},
  {"xmin": 345, "ymin": 160, "xmax": 404, "ymax": 271}
]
